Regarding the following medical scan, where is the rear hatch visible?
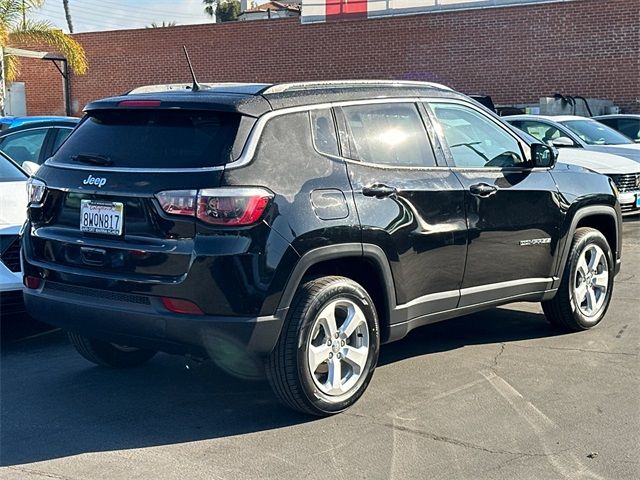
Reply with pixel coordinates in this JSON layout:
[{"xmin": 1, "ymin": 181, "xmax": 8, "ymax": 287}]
[{"xmin": 28, "ymin": 104, "xmax": 252, "ymax": 282}]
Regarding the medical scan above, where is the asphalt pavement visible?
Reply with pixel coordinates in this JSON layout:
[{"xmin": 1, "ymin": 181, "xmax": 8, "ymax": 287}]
[{"xmin": 1, "ymin": 218, "xmax": 638, "ymax": 479}]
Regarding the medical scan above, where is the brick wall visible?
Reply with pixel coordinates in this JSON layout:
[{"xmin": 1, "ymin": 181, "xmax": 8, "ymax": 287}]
[{"xmin": 15, "ymin": 0, "xmax": 640, "ymax": 115}]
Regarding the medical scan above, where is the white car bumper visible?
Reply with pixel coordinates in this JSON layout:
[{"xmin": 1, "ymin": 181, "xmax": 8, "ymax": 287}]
[
  {"xmin": 0, "ymin": 261, "xmax": 22, "ymax": 293},
  {"xmin": 619, "ymin": 190, "xmax": 640, "ymax": 215}
]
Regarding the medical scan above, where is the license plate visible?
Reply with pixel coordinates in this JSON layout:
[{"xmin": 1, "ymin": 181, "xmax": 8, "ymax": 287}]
[{"xmin": 80, "ymin": 200, "xmax": 124, "ymax": 235}]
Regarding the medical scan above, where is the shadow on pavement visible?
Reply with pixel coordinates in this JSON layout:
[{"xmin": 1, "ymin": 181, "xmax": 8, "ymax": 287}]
[
  {"xmin": 1, "ymin": 305, "xmax": 560, "ymax": 466},
  {"xmin": 1, "ymin": 312, "xmax": 56, "ymax": 344},
  {"xmin": 379, "ymin": 305, "xmax": 558, "ymax": 366}
]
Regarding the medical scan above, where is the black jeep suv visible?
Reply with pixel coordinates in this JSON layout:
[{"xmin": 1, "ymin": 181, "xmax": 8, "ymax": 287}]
[{"xmin": 22, "ymin": 81, "xmax": 622, "ymax": 416}]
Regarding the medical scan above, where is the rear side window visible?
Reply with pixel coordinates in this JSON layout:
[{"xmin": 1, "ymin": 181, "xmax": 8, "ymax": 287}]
[
  {"xmin": 310, "ymin": 109, "xmax": 339, "ymax": 157},
  {"xmin": 51, "ymin": 128, "xmax": 73, "ymax": 154},
  {"xmin": 52, "ymin": 109, "xmax": 241, "ymax": 168},
  {"xmin": 341, "ymin": 103, "xmax": 436, "ymax": 167},
  {"xmin": 510, "ymin": 120, "xmax": 567, "ymax": 145}
]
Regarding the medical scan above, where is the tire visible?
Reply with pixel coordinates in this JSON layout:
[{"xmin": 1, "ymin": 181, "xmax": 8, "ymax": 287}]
[
  {"xmin": 68, "ymin": 332, "xmax": 157, "ymax": 368},
  {"xmin": 266, "ymin": 276, "xmax": 380, "ymax": 416},
  {"xmin": 542, "ymin": 227, "xmax": 614, "ymax": 331}
]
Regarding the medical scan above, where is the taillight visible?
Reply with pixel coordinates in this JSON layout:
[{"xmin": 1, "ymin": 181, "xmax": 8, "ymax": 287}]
[
  {"xmin": 26, "ymin": 178, "xmax": 47, "ymax": 205},
  {"xmin": 155, "ymin": 190, "xmax": 197, "ymax": 216},
  {"xmin": 155, "ymin": 187, "xmax": 273, "ymax": 226}
]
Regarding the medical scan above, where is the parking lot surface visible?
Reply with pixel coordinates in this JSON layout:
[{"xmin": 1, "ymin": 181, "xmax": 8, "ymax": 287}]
[{"xmin": 1, "ymin": 219, "xmax": 638, "ymax": 480}]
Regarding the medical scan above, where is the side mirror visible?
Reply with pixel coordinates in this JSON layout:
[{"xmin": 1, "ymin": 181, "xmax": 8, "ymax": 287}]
[
  {"xmin": 551, "ymin": 136, "xmax": 574, "ymax": 148},
  {"xmin": 22, "ymin": 161, "xmax": 40, "ymax": 176},
  {"xmin": 531, "ymin": 143, "xmax": 556, "ymax": 168}
]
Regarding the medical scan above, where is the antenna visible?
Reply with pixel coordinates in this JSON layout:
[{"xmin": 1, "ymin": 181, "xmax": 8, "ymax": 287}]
[{"xmin": 182, "ymin": 46, "xmax": 201, "ymax": 92}]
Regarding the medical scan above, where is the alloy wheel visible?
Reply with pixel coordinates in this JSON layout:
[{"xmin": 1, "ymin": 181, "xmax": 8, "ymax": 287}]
[{"xmin": 307, "ymin": 299, "xmax": 370, "ymax": 396}]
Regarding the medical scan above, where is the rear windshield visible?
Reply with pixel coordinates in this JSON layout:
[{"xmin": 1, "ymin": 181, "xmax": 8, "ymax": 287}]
[{"xmin": 51, "ymin": 109, "xmax": 241, "ymax": 168}]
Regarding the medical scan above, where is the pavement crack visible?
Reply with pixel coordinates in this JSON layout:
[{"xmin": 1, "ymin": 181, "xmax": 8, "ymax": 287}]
[
  {"xmin": 511, "ymin": 344, "xmax": 637, "ymax": 357},
  {"xmin": 385, "ymin": 422, "xmax": 575, "ymax": 458},
  {"xmin": 345, "ymin": 412, "xmax": 569, "ymax": 459},
  {"xmin": 7, "ymin": 466, "xmax": 78, "ymax": 480},
  {"xmin": 490, "ymin": 342, "xmax": 507, "ymax": 370}
]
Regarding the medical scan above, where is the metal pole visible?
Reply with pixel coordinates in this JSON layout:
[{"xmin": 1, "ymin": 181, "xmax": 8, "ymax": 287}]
[
  {"xmin": 0, "ymin": 47, "xmax": 5, "ymax": 116},
  {"xmin": 62, "ymin": 59, "xmax": 71, "ymax": 116}
]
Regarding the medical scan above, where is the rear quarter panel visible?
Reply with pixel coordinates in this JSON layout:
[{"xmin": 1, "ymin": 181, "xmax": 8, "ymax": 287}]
[{"xmin": 221, "ymin": 110, "xmax": 361, "ymax": 314}]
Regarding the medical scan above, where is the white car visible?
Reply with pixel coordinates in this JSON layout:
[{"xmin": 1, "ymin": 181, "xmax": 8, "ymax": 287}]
[
  {"xmin": 554, "ymin": 149, "xmax": 640, "ymax": 215},
  {"xmin": 505, "ymin": 115, "xmax": 640, "ymax": 162},
  {"xmin": 0, "ymin": 153, "xmax": 27, "ymax": 310},
  {"xmin": 506, "ymin": 116, "xmax": 640, "ymax": 215}
]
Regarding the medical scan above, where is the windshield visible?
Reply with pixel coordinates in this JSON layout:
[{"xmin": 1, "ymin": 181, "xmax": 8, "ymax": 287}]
[
  {"xmin": 52, "ymin": 109, "xmax": 241, "ymax": 168},
  {"xmin": 560, "ymin": 119, "xmax": 633, "ymax": 146}
]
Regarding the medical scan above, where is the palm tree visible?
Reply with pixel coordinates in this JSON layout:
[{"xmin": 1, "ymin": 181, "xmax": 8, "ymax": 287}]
[
  {"xmin": 147, "ymin": 21, "xmax": 177, "ymax": 28},
  {"xmin": 62, "ymin": 0, "xmax": 73, "ymax": 33},
  {"xmin": 1, "ymin": 0, "xmax": 87, "ymax": 82}
]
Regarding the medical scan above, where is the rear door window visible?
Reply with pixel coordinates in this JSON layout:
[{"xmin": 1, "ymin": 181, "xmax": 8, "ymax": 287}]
[
  {"xmin": 52, "ymin": 110, "xmax": 241, "ymax": 168},
  {"xmin": 0, "ymin": 128, "xmax": 48, "ymax": 165},
  {"xmin": 340, "ymin": 103, "xmax": 436, "ymax": 167}
]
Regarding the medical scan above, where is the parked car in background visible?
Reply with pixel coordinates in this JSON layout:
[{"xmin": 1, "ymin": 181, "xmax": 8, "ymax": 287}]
[
  {"xmin": 22, "ymin": 81, "xmax": 622, "ymax": 416},
  {"xmin": 506, "ymin": 116, "xmax": 640, "ymax": 215},
  {"xmin": 505, "ymin": 115, "xmax": 640, "ymax": 163},
  {"xmin": 0, "ymin": 153, "xmax": 27, "ymax": 316},
  {"xmin": 0, "ymin": 116, "xmax": 78, "ymax": 130},
  {"xmin": 0, "ymin": 118, "xmax": 79, "ymax": 175},
  {"xmin": 593, "ymin": 114, "xmax": 640, "ymax": 144}
]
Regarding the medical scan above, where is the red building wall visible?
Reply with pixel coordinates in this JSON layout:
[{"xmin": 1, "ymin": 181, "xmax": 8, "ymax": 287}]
[{"xmin": 15, "ymin": 0, "xmax": 640, "ymax": 116}]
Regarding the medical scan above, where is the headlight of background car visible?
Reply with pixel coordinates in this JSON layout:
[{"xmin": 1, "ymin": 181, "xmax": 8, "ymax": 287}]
[
  {"xmin": 607, "ymin": 177, "xmax": 619, "ymax": 198},
  {"xmin": 26, "ymin": 177, "xmax": 47, "ymax": 205}
]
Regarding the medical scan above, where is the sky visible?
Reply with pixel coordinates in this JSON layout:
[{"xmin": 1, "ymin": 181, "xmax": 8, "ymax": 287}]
[{"xmin": 32, "ymin": 0, "xmax": 216, "ymax": 33}]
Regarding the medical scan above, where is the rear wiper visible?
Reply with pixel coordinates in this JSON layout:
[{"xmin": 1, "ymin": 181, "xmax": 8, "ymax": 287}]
[{"xmin": 71, "ymin": 154, "xmax": 113, "ymax": 166}]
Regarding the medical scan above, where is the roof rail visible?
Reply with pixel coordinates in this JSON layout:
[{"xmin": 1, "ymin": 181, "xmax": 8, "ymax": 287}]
[
  {"xmin": 261, "ymin": 80, "xmax": 454, "ymax": 95},
  {"xmin": 127, "ymin": 82, "xmax": 270, "ymax": 95}
]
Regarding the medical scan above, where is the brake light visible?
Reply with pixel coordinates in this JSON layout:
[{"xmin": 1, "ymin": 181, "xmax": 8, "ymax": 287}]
[
  {"xmin": 118, "ymin": 100, "xmax": 162, "ymax": 108},
  {"xmin": 161, "ymin": 297, "xmax": 203, "ymax": 315},
  {"xmin": 197, "ymin": 188, "xmax": 272, "ymax": 225},
  {"xmin": 155, "ymin": 187, "xmax": 273, "ymax": 226}
]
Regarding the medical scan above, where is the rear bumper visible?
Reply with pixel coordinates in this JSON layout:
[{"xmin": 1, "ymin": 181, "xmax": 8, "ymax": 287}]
[{"xmin": 23, "ymin": 282, "xmax": 285, "ymax": 356}]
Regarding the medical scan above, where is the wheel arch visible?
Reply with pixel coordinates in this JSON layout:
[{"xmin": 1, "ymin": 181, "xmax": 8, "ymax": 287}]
[
  {"xmin": 553, "ymin": 205, "xmax": 621, "ymax": 288},
  {"xmin": 276, "ymin": 244, "xmax": 397, "ymax": 343}
]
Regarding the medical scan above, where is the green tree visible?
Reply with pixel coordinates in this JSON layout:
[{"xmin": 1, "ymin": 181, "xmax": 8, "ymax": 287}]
[
  {"xmin": 1, "ymin": 0, "xmax": 87, "ymax": 81},
  {"xmin": 203, "ymin": 0, "xmax": 241, "ymax": 22}
]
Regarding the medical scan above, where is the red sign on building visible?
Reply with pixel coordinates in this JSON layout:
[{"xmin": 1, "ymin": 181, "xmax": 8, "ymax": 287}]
[{"xmin": 325, "ymin": 0, "xmax": 368, "ymax": 19}]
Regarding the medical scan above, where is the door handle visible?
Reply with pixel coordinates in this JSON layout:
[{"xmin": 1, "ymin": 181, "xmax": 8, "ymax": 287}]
[
  {"xmin": 362, "ymin": 184, "xmax": 398, "ymax": 199},
  {"xmin": 469, "ymin": 183, "xmax": 498, "ymax": 198}
]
